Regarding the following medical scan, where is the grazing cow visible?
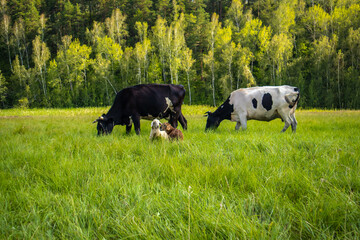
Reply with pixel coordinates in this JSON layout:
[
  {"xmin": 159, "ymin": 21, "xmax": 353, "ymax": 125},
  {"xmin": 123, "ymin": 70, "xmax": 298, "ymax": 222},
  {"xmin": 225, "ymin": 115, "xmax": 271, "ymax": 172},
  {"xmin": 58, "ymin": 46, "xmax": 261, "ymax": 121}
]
[
  {"xmin": 205, "ymin": 85, "xmax": 300, "ymax": 132},
  {"xmin": 93, "ymin": 84, "xmax": 187, "ymax": 135},
  {"xmin": 150, "ymin": 119, "xmax": 168, "ymax": 140},
  {"xmin": 160, "ymin": 123, "xmax": 184, "ymax": 141}
]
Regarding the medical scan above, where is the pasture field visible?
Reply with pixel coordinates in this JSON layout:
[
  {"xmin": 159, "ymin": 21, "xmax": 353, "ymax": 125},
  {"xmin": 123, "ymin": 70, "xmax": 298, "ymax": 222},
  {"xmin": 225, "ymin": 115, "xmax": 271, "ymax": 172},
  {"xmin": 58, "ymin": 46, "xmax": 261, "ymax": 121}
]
[{"xmin": 1, "ymin": 106, "xmax": 360, "ymax": 239}]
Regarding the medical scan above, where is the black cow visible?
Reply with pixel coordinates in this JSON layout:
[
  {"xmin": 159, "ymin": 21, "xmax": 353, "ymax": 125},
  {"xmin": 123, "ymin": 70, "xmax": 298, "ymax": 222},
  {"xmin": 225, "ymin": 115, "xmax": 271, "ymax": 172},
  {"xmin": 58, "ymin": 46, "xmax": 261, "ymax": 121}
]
[{"xmin": 93, "ymin": 84, "xmax": 188, "ymax": 135}]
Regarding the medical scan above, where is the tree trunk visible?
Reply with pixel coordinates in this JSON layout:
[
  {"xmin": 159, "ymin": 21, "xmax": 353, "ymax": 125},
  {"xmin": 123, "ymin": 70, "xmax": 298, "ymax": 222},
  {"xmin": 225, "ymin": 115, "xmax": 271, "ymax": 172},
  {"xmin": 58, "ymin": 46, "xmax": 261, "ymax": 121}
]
[
  {"xmin": 337, "ymin": 58, "xmax": 341, "ymax": 109},
  {"xmin": 6, "ymin": 39, "xmax": 12, "ymax": 71},
  {"xmin": 170, "ymin": 64, "xmax": 174, "ymax": 84},
  {"xmin": 228, "ymin": 62, "xmax": 232, "ymax": 91},
  {"xmin": 187, "ymin": 71, "xmax": 192, "ymax": 105},
  {"xmin": 16, "ymin": 39, "xmax": 24, "ymax": 66},
  {"xmin": 212, "ymin": 64, "xmax": 216, "ymax": 107},
  {"xmin": 138, "ymin": 65, "xmax": 142, "ymax": 84},
  {"xmin": 162, "ymin": 57, "xmax": 166, "ymax": 83}
]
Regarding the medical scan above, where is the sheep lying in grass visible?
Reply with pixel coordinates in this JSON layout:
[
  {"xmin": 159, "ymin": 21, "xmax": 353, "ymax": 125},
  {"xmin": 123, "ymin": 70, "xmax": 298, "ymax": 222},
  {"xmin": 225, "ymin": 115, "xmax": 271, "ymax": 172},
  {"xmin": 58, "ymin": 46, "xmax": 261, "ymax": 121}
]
[
  {"xmin": 149, "ymin": 119, "xmax": 168, "ymax": 140},
  {"xmin": 160, "ymin": 122, "xmax": 184, "ymax": 141}
]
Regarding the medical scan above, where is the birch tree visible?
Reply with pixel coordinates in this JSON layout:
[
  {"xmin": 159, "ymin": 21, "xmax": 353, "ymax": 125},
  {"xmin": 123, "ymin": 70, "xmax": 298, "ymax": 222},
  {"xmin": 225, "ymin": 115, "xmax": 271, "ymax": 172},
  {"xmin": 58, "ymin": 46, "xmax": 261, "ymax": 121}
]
[
  {"xmin": 347, "ymin": 27, "xmax": 360, "ymax": 69},
  {"xmin": 134, "ymin": 22, "xmax": 151, "ymax": 83},
  {"xmin": 204, "ymin": 13, "xmax": 220, "ymax": 106},
  {"xmin": 216, "ymin": 26, "xmax": 235, "ymax": 96},
  {"xmin": 39, "ymin": 14, "xmax": 46, "ymax": 41},
  {"xmin": 336, "ymin": 49, "xmax": 344, "ymax": 108},
  {"xmin": 57, "ymin": 35, "xmax": 73, "ymax": 92},
  {"xmin": 303, "ymin": 4, "xmax": 330, "ymax": 41},
  {"xmin": 169, "ymin": 13, "xmax": 185, "ymax": 84},
  {"xmin": 66, "ymin": 39, "xmax": 92, "ymax": 88},
  {"xmin": 271, "ymin": 1, "xmax": 295, "ymax": 35},
  {"xmin": 227, "ymin": 0, "xmax": 244, "ymax": 42},
  {"xmin": 228, "ymin": 0, "xmax": 243, "ymax": 31},
  {"xmin": 181, "ymin": 47, "xmax": 195, "ymax": 105},
  {"xmin": 12, "ymin": 55, "xmax": 29, "ymax": 89},
  {"xmin": 86, "ymin": 21, "xmax": 105, "ymax": 47},
  {"xmin": 105, "ymin": 8, "xmax": 128, "ymax": 46},
  {"xmin": 267, "ymin": 33, "xmax": 293, "ymax": 85},
  {"xmin": 134, "ymin": 39, "xmax": 151, "ymax": 84},
  {"xmin": 1, "ymin": 14, "xmax": 12, "ymax": 70},
  {"xmin": 94, "ymin": 36, "xmax": 122, "ymax": 99},
  {"xmin": 152, "ymin": 16, "xmax": 168, "ymax": 82},
  {"xmin": 234, "ymin": 43, "xmax": 255, "ymax": 88},
  {"xmin": 32, "ymin": 35, "xmax": 50, "ymax": 98},
  {"xmin": 313, "ymin": 35, "xmax": 337, "ymax": 94},
  {"xmin": 13, "ymin": 19, "xmax": 26, "ymax": 67},
  {"xmin": 120, "ymin": 47, "xmax": 133, "ymax": 87}
]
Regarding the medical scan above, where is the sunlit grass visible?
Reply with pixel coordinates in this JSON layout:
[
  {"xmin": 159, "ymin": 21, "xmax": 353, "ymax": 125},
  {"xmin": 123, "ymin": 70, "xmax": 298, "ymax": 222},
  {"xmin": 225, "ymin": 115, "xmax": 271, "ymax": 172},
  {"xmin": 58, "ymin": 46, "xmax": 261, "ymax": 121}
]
[{"xmin": 1, "ymin": 107, "xmax": 360, "ymax": 239}]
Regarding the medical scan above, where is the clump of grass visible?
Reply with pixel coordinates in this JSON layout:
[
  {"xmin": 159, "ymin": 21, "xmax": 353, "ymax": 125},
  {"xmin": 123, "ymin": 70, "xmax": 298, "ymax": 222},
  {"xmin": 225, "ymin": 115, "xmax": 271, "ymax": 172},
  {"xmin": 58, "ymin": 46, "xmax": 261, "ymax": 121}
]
[{"xmin": 1, "ymin": 108, "xmax": 360, "ymax": 239}]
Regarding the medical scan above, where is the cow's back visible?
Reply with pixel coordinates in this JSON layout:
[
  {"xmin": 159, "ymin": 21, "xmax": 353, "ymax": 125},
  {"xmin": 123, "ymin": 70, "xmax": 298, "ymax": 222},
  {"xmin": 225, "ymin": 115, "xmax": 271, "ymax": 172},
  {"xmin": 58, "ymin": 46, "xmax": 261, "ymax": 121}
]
[
  {"xmin": 131, "ymin": 83, "xmax": 185, "ymax": 108},
  {"xmin": 108, "ymin": 84, "xmax": 185, "ymax": 120}
]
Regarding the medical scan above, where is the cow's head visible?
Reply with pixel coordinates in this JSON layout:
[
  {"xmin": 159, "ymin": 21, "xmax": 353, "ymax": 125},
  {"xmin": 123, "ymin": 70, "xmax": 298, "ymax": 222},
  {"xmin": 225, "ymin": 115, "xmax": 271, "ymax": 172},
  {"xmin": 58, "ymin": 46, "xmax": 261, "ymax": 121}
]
[
  {"xmin": 205, "ymin": 111, "xmax": 221, "ymax": 131},
  {"xmin": 93, "ymin": 114, "xmax": 114, "ymax": 135}
]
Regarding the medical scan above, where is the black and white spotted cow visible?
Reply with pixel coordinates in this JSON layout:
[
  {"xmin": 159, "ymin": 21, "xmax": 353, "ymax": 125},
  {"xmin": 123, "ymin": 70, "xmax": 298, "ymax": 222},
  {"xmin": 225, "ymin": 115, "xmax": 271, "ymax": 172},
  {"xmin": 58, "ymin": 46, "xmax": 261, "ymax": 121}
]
[
  {"xmin": 93, "ymin": 84, "xmax": 187, "ymax": 135},
  {"xmin": 205, "ymin": 85, "xmax": 300, "ymax": 132}
]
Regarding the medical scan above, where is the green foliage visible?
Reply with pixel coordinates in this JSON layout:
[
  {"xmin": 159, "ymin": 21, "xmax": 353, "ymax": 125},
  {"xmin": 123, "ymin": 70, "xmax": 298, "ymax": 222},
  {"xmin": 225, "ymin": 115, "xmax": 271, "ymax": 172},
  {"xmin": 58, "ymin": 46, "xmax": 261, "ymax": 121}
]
[
  {"xmin": 1, "ymin": 107, "xmax": 360, "ymax": 238},
  {"xmin": 105, "ymin": 8, "xmax": 128, "ymax": 46},
  {"xmin": 0, "ymin": 0, "xmax": 360, "ymax": 108},
  {"xmin": 267, "ymin": 33, "xmax": 293, "ymax": 85},
  {"xmin": 302, "ymin": 4, "xmax": 331, "ymax": 40},
  {"xmin": 270, "ymin": 1, "xmax": 296, "ymax": 35}
]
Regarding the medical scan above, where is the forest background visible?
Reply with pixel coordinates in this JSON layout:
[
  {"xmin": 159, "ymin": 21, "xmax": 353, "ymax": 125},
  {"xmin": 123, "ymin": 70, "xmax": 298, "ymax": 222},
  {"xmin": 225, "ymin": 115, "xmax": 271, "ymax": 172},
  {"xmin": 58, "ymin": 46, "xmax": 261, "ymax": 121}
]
[{"xmin": 0, "ymin": 0, "xmax": 359, "ymax": 109}]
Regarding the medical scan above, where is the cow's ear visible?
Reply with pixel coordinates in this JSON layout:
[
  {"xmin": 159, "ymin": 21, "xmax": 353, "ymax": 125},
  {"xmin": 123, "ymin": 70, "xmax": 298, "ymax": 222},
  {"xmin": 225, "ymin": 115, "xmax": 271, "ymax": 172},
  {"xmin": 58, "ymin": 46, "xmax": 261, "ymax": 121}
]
[
  {"xmin": 204, "ymin": 111, "xmax": 212, "ymax": 117},
  {"xmin": 100, "ymin": 114, "xmax": 108, "ymax": 121}
]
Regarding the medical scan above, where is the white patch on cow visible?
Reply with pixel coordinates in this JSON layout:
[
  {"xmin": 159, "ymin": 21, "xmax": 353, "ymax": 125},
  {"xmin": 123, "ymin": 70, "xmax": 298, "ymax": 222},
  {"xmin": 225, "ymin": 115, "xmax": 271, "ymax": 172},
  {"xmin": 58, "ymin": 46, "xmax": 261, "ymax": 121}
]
[{"xmin": 164, "ymin": 97, "xmax": 176, "ymax": 113}]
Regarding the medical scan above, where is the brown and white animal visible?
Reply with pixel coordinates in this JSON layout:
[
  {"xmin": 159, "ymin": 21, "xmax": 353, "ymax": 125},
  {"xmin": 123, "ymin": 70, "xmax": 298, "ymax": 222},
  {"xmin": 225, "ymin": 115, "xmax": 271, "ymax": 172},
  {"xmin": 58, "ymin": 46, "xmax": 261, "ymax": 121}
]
[
  {"xmin": 205, "ymin": 85, "xmax": 300, "ymax": 132},
  {"xmin": 160, "ymin": 122, "xmax": 184, "ymax": 140},
  {"xmin": 149, "ymin": 119, "xmax": 168, "ymax": 140}
]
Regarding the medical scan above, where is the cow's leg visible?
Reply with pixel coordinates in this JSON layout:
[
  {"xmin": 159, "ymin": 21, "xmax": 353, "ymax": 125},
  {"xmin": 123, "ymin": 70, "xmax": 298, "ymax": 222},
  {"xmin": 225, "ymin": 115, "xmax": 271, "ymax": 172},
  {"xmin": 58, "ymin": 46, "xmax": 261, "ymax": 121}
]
[
  {"xmin": 178, "ymin": 111, "xmax": 188, "ymax": 130},
  {"xmin": 169, "ymin": 106, "xmax": 182, "ymax": 129},
  {"xmin": 235, "ymin": 122, "xmax": 241, "ymax": 130},
  {"xmin": 278, "ymin": 110, "xmax": 292, "ymax": 133},
  {"xmin": 169, "ymin": 114, "xmax": 178, "ymax": 129},
  {"xmin": 125, "ymin": 117, "xmax": 133, "ymax": 134},
  {"xmin": 131, "ymin": 115, "xmax": 141, "ymax": 135},
  {"xmin": 290, "ymin": 114, "xmax": 297, "ymax": 133},
  {"xmin": 281, "ymin": 120, "xmax": 291, "ymax": 132},
  {"xmin": 239, "ymin": 114, "xmax": 247, "ymax": 130},
  {"xmin": 126, "ymin": 124, "xmax": 132, "ymax": 134},
  {"xmin": 281, "ymin": 116, "xmax": 292, "ymax": 132}
]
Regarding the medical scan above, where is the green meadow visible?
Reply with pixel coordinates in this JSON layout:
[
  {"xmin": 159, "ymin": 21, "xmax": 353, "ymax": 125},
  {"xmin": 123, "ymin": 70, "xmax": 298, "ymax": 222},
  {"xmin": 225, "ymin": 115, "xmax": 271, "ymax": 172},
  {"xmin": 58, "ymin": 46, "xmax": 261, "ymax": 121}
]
[{"xmin": 1, "ymin": 106, "xmax": 360, "ymax": 239}]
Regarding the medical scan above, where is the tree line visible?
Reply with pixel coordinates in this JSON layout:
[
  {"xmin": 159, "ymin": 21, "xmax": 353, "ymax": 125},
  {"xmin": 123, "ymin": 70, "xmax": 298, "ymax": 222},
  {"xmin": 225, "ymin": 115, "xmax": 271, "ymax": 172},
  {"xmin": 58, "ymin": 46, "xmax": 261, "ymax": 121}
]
[{"xmin": 0, "ymin": 0, "xmax": 359, "ymax": 109}]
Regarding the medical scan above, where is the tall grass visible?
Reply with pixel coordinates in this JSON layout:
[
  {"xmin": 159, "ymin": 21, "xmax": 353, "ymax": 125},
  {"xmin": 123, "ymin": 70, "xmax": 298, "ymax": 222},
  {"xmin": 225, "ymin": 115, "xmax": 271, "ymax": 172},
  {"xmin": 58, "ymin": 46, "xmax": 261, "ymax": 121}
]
[{"xmin": 1, "ymin": 107, "xmax": 360, "ymax": 239}]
